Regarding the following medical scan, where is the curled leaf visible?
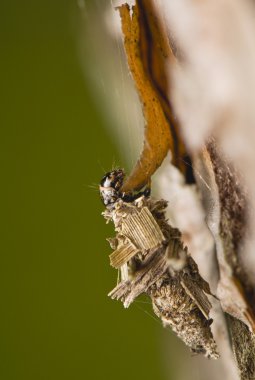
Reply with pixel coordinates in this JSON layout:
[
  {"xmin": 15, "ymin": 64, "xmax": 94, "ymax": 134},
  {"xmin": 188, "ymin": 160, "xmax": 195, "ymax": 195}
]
[{"xmin": 118, "ymin": 1, "xmax": 187, "ymax": 192}]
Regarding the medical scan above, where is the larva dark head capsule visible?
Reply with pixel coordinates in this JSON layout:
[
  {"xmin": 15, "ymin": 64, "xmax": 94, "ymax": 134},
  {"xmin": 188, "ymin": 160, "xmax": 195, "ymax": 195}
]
[
  {"xmin": 99, "ymin": 168, "xmax": 151, "ymax": 206},
  {"xmin": 99, "ymin": 169, "xmax": 125, "ymax": 206}
]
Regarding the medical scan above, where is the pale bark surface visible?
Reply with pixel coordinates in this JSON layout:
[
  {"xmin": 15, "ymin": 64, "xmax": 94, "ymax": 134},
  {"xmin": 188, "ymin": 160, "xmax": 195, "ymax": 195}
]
[{"xmin": 156, "ymin": 1, "xmax": 255, "ymax": 378}]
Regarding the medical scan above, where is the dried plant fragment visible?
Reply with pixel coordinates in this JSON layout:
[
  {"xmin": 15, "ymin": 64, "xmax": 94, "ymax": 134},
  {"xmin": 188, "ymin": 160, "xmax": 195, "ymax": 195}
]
[
  {"xmin": 102, "ymin": 190, "xmax": 219, "ymax": 359},
  {"xmin": 117, "ymin": 1, "xmax": 188, "ymax": 193},
  {"xmin": 180, "ymin": 275, "xmax": 212, "ymax": 320},
  {"xmin": 109, "ymin": 240, "xmax": 140, "ymax": 269},
  {"xmin": 121, "ymin": 206, "xmax": 165, "ymax": 250}
]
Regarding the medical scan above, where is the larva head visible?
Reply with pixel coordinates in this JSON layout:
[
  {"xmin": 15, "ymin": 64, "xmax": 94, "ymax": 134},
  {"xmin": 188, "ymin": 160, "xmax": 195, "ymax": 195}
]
[{"xmin": 99, "ymin": 169, "xmax": 125, "ymax": 206}]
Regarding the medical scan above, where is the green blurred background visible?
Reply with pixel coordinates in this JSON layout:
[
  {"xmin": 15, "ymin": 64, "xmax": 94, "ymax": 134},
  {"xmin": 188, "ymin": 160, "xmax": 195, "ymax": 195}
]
[{"xmin": 0, "ymin": 1, "xmax": 179, "ymax": 379}]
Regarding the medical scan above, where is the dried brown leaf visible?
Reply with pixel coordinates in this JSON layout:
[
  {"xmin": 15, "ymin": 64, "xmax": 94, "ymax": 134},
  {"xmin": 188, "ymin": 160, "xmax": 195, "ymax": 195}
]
[{"xmin": 118, "ymin": 2, "xmax": 188, "ymax": 193}]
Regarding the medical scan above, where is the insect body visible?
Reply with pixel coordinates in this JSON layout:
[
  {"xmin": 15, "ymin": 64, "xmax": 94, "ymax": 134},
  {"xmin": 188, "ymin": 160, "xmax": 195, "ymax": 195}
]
[{"xmin": 100, "ymin": 170, "xmax": 219, "ymax": 359}]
